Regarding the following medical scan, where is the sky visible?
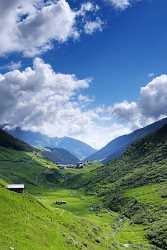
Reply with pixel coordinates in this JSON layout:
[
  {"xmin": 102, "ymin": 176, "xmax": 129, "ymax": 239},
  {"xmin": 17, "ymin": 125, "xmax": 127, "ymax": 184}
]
[{"xmin": 0, "ymin": 0, "xmax": 167, "ymax": 149}]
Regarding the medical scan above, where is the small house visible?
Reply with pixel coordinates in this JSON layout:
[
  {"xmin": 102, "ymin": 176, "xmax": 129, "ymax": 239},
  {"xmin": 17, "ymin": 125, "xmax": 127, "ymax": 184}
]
[
  {"xmin": 7, "ymin": 184, "xmax": 24, "ymax": 193},
  {"xmin": 55, "ymin": 200, "xmax": 67, "ymax": 205},
  {"xmin": 76, "ymin": 162, "xmax": 84, "ymax": 168}
]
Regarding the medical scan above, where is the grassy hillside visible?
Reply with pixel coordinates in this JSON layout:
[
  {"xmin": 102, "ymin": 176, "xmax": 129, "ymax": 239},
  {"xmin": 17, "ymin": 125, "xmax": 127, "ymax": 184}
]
[
  {"xmin": 59, "ymin": 125, "xmax": 167, "ymax": 249},
  {"xmin": 86, "ymin": 116, "xmax": 167, "ymax": 162},
  {"xmin": 7, "ymin": 127, "xmax": 96, "ymax": 159},
  {"xmin": 0, "ymin": 144, "xmax": 155, "ymax": 249},
  {"xmin": 0, "ymin": 188, "xmax": 104, "ymax": 250},
  {"xmin": 0, "ymin": 185, "xmax": 155, "ymax": 250},
  {"xmin": 0, "ymin": 126, "xmax": 167, "ymax": 249},
  {"xmin": 0, "ymin": 147, "xmax": 58, "ymax": 190},
  {"xmin": 0, "ymin": 129, "xmax": 80, "ymax": 166},
  {"xmin": 37, "ymin": 188, "xmax": 154, "ymax": 250}
]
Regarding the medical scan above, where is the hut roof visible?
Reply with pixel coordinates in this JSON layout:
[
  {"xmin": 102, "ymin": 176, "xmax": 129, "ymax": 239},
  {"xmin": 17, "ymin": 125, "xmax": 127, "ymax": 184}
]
[{"xmin": 7, "ymin": 184, "xmax": 24, "ymax": 189}]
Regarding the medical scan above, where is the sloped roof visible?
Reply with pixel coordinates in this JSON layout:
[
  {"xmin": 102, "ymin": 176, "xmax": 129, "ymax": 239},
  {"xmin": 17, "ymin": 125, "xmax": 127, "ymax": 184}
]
[{"xmin": 7, "ymin": 184, "xmax": 24, "ymax": 189}]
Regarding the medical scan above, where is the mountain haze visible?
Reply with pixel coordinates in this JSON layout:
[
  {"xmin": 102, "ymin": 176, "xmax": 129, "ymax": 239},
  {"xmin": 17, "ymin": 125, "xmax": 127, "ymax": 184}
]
[
  {"xmin": 6, "ymin": 127, "xmax": 96, "ymax": 159},
  {"xmin": 0, "ymin": 128, "xmax": 79, "ymax": 165},
  {"xmin": 86, "ymin": 117, "xmax": 167, "ymax": 162}
]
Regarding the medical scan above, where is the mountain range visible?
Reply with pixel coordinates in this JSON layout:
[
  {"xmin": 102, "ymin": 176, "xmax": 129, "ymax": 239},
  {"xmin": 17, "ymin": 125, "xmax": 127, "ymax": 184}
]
[
  {"xmin": 0, "ymin": 128, "xmax": 79, "ymax": 165},
  {"xmin": 86, "ymin": 117, "xmax": 167, "ymax": 162},
  {"xmin": 0, "ymin": 119, "xmax": 167, "ymax": 249},
  {"xmin": 42, "ymin": 147, "xmax": 79, "ymax": 165},
  {"xmin": 6, "ymin": 117, "xmax": 167, "ymax": 164},
  {"xmin": 6, "ymin": 127, "xmax": 96, "ymax": 160},
  {"xmin": 64, "ymin": 124, "xmax": 167, "ymax": 249}
]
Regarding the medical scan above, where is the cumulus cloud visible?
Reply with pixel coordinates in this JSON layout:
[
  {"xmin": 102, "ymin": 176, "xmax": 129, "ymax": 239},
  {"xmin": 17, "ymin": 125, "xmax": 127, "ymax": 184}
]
[
  {"xmin": 2, "ymin": 58, "xmax": 166, "ymax": 148},
  {"xmin": 0, "ymin": 57, "xmax": 130, "ymax": 148},
  {"xmin": 107, "ymin": 0, "xmax": 138, "ymax": 10},
  {"xmin": 77, "ymin": 94, "xmax": 94, "ymax": 105},
  {"xmin": 112, "ymin": 101, "xmax": 141, "ymax": 129},
  {"xmin": 84, "ymin": 18, "xmax": 104, "ymax": 34},
  {"xmin": 78, "ymin": 2, "xmax": 99, "ymax": 15},
  {"xmin": 0, "ymin": 0, "xmax": 101, "ymax": 57},
  {"xmin": 112, "ymin": 74, "xmax": 167, "ymax": 129},
  {"xmin": 140, "ymin": 75, "xmax": 167, "ymax": 118},
  {"xmin": 0, "ymin": 0, "xmax": 144, "ymax": 57},
  {"xmin": 0, "ymin": 61, "xmax": 22, "ymax": 71}
]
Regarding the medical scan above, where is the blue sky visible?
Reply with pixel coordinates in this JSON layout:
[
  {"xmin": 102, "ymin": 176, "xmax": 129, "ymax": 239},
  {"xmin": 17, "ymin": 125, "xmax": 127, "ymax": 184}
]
[
  {"xmin": 46, "ymin": 0, "xmax": 167, "ymax": 106},
  {"xmin": 0, "ymin": 0, "xmax": 167, "ymax": 148}
]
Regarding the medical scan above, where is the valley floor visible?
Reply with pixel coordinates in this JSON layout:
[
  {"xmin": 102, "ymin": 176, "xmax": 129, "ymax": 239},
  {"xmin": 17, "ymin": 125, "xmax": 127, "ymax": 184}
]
[
  {"xmin": 0, "ymin": 147, "xmax": 165, "ymax": 250},
  {"xmin": 36, "ymin": 188, "xmax": 153, "ymax": 250},
  {"xmin": 0, "ymin": 185, "xmax": 155, "ymax": 250}
]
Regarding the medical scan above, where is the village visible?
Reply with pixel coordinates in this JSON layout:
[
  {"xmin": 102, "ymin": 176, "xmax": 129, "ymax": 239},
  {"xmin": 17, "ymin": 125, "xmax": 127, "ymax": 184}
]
[{"xmin": 59, "ymin": 161, "xmax": 86, "ymax": 169}]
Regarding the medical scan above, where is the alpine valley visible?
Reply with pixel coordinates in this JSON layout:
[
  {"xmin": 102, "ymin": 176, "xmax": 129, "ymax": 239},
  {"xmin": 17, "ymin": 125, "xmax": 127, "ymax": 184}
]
[
  {"xmin": 0, "ymin": 117, "xmax": 167, "ymax": 250},
  {"xmin": 1, "ymin": 1, "xmax": 167, "ymax": 249}
]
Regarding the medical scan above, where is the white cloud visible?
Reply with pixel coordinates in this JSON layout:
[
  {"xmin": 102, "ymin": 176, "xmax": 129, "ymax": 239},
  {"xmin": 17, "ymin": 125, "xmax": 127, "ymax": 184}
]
[
  {"xmin": 0, "ymin": 0, "xmax": 143, "ymax": 57},
  {"xmin": 84, "ymin": 18, "xmax": 103, "ymax": 34},
  {"xmin": 0, "ymin": 0, "xmax": 101, "ymax": 57},
  {"xmin": 112, "ymin": 74, "xmax": 167, "ymax": 129},
  {"xmin": 0, "ymin": 57, "xmax": 130, "ymax": 148},
  {"xmin": 77, "ymin": 121, "xmax": 130, "ymax": 149},
  {"xmin": 140, "ymin": 75, "xmax": 167, "ymax": 118},
  {"xmin": 107, "ymin": 0, "xmax": 137, "ymax": 10},
  {"xmin": 0, "ymin": 57, "xmax": 89, "ymax": 123},
  {"xmin": 148, "ymin": 72, "xmax": 155, "ymax": 78},
  {"xmin": 78, "ymin": 2, "xmax": 99, "ymax": 15},
  {"xmin": 2, "ymin": 59, "xmax": 166, "ymax": 148},
  {"xmin": 112, "ymin": 101, "xmax": 141, "ymax": 129},
  {"xmin": 78, "ymin": 94, "xmax": 94, "ymax": 105},
  {"xmin": 0, "ymin": 61, "xmax": 22, "ymax": 71}
]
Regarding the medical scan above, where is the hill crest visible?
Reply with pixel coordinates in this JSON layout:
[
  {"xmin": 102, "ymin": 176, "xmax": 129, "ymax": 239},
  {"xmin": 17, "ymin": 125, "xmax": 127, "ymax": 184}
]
[{"xmin": 86, "ymin": 116, "xmax": 167, "ymax": 162}]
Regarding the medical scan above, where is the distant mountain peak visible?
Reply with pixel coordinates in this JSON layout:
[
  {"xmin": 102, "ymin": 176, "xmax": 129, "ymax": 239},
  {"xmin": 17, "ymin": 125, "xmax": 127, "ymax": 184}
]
[
  {"xmin": 86, "ymin": 117, "xmax": 167, "ymax": 162},
  {"xmin": 42, "ymin": 147, "xmax": 79, "ymax": 165},
  {"xmin": 6, "ymin": 127, "xmax": 96, "ymax": 160}
]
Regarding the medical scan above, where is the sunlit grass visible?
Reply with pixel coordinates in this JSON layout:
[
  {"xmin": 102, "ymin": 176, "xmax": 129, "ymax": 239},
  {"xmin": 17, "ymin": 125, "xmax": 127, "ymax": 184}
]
[
  {"xmin": 0, "ymin": 147, "xmax": 155, "ymax": 249},
  {"xmin": 125, "ymin": 182, "xmax": 167, "ymax": 205}
]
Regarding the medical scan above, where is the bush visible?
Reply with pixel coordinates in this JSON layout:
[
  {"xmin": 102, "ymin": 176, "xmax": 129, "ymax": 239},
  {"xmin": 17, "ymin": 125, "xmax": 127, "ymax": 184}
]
[{"xmin": 147, "ymin": 221, "xmax": 167, "ymax": 249}]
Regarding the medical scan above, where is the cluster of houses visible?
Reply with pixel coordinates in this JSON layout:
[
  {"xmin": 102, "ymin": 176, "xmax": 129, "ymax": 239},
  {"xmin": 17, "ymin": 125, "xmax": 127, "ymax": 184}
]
[{"xmin": 59, "ymin": 161, "xmax": 87, "ymax": 169}]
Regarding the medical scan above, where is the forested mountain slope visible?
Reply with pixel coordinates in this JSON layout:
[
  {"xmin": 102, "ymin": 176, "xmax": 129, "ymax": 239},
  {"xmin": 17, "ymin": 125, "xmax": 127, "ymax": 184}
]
[
  {"xmin": 7, "ymin": 127, "xmax": 96, "ymax": 159},
  {"xmin": 0, "ymin": 128, "xmax": 33, "ymax": 151},
  {"xmin": 0, "ymin": 125, "xmax": 167, "ymax": 249},
  {"xmin": 63, "ymin": 125, "xmax": 167, "ymax": 249},
  {"xmin": 0, "ymin": 147, "xmax": 154, "ymax": 249},
  {"xmin": 42, "ymin": 147, "xmax": 79, "ymax": 164},
  {"xmin": 86, "ymin": 117, "xmax": 167, "ymax": 162}
]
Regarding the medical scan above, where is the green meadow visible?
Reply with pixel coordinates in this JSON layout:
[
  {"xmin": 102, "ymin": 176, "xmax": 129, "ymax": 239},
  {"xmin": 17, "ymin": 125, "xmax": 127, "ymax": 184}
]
[
  {"xmin": 1, "ymin": 128, "xmax": 167, "ymax": 250},
  {"xmin": 125, "ymin": 182, "xmax": 167, "ymax": 205},
  {"xmin": 37, "ymin": 188, "xmax": 152, "ymax": 250},
  {"xmin": 0, "ymin": 147, "xmax": 154, "ymax": 250}
]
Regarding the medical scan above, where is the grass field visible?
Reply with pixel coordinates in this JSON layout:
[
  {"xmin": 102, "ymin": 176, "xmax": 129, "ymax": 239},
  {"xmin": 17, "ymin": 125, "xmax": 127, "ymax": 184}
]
[
  {"xmin": 37, "ymin": 188, "xmax": 154, "ymax": 250},
  {"xmin": 0, "ymin": 186, "xmax": 153, "ymax": 250},
  {"xmin": 0, "ymin": 147, "xmax": 57, "ymax": 189},
  {"xmin": 0, "ymin": 147, "xmax": 159, "ymax": 249},
  {"xmin": 125, "ymin": 182, "xmax": 167, "ymax": 205}
]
